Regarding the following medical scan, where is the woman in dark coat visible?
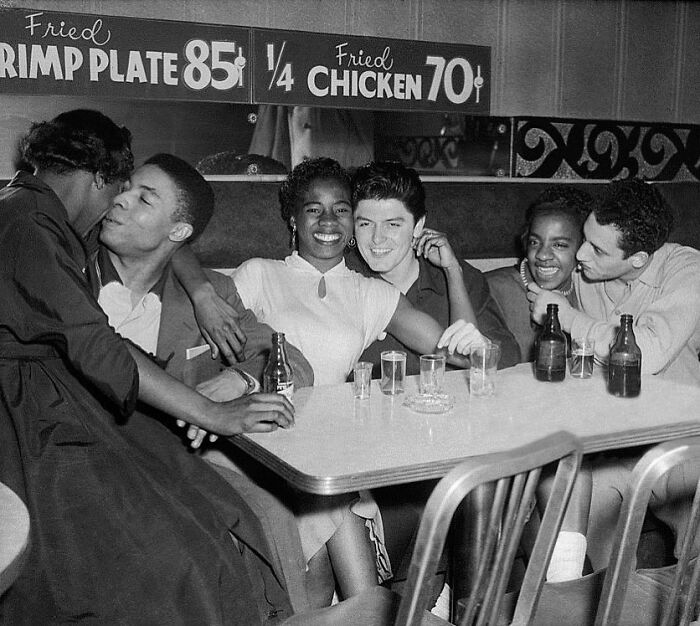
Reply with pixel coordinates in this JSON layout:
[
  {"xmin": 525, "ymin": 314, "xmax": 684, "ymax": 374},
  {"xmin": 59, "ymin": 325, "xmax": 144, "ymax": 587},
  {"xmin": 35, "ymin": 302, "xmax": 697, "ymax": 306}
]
[{"xmin": 0, "ymin": 110, "xmax": 296, "ymax": 624}]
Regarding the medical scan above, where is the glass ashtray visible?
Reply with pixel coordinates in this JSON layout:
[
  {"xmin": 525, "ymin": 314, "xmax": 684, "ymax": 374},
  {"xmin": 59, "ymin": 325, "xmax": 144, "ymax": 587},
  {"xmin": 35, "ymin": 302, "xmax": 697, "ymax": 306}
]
[{"xmin": 403, "ymin": 393, "xmax": 454, "ymax": 414}]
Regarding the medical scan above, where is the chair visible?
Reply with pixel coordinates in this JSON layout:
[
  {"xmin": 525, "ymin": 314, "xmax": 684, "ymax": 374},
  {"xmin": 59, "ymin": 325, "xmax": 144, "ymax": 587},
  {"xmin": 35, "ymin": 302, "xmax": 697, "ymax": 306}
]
[
  {"xmin": 395, "ymin": 431, "xmax": 583, "ymax": 626},
  {"xmin": 0, "ymin": 482, "xmax": 30, "ymax": 597},
  {"xmin": 596, "ymin": 437, "xmax": 700, "ymax": 626}
]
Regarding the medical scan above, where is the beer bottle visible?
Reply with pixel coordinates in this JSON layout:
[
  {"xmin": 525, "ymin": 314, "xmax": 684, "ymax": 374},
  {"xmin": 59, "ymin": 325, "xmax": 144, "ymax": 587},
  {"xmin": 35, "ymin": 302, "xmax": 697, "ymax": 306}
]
[
  {"xmin": 535, "ymin": 304, "xmax": 567, "ymax": 382},
  {"xmin": 263, "ymin": 332, "xmax": 294, "ymax": 401},
  {"xmin": 608, "ymin": 314, "xmax": 641, "ymax": 397}
]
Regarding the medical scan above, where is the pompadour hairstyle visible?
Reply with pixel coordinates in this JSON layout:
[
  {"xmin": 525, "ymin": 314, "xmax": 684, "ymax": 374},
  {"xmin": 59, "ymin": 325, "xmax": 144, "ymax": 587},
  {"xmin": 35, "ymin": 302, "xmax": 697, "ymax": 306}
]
[{"xmin": 351, "ymin": 161, "xmax": 426, "ymax": 223}]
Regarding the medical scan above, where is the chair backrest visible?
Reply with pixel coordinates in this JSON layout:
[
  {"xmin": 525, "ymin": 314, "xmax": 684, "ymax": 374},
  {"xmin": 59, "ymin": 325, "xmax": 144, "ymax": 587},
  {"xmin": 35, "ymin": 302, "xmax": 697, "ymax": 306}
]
[
  {"xmin": 394, "ymin": 431, "xmax": 583, "ymax": 626},
  {"xmin": 595, "ymin": 436, "xmax": 700, "ymax": 626}
]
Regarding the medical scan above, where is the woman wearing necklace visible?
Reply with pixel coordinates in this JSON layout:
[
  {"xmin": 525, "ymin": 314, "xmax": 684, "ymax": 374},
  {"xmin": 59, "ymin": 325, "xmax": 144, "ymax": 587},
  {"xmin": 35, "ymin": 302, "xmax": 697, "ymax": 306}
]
[{"xmin": 486, "ymin": 186, "xmax": 593, "ymax": 362}]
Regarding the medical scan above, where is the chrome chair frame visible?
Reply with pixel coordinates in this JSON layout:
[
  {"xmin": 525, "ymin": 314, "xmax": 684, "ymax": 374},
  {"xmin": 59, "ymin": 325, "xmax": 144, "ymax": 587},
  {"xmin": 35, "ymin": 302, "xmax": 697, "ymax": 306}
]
[
  {"xmin": 596, "ymin": 436, "xmax": 700, "ymax": 626},
  {"xmin": 395, "ymin": 431, "xmax": 583, "ymax": 626}
]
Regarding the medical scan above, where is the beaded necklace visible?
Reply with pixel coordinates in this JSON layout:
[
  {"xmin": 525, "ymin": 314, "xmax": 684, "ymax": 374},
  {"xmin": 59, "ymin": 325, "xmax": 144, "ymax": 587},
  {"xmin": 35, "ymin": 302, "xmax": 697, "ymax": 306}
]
[{"xmin": 519, "ymin": 258, "xmax": 573, "ymax": 297}]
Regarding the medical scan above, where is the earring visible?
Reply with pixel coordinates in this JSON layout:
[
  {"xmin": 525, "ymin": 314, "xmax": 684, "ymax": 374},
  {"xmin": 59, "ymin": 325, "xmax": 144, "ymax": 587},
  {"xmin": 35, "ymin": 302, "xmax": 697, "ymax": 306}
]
[
  {"xmin": 290, "ymin": 223, "xmax": 297, "ymax": 250},
  {"xmin": 347, "ymin": 236, "xmax": 356, "ymax": 249}
]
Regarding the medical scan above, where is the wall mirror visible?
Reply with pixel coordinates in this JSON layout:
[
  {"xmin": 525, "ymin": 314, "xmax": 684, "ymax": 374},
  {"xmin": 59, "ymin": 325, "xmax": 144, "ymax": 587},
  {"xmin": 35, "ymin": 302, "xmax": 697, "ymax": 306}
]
[{"xmin": 0, "ymin": 95, "xmax": 508, "ymax": 178}]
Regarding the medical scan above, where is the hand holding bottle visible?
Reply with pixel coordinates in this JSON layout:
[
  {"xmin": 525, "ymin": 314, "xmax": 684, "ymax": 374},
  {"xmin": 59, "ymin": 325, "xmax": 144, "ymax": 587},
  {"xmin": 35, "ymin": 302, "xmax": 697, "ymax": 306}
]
[
  {"xmin": 527, "ymin": 283, "xmax": 574, "ymax": 327},
  {"xmin": 264, "ymin": 332, "xmax": 295, "ymax": 402}
]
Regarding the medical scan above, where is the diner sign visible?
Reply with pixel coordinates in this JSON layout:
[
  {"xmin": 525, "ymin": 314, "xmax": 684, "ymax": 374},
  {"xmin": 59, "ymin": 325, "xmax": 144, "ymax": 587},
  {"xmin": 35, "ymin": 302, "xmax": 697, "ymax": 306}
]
[
  {"xmin": 0, "ymin": 8, "xmax": 491, "ymax": 114},
  {"xmin": 0, "ymin": 8, "xmax": 251, "ymax": 102},
  {"xmin": 252, "ymin": 29, "xmax": 490, "ymax": 113}
]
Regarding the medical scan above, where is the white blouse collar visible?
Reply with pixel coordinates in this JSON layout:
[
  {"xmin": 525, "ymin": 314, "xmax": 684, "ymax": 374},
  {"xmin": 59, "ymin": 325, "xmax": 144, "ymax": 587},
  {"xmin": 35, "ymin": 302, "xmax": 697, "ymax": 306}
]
[{"xmin": 285, "ymin": 251, "xmax": 348, "ymax": 276}]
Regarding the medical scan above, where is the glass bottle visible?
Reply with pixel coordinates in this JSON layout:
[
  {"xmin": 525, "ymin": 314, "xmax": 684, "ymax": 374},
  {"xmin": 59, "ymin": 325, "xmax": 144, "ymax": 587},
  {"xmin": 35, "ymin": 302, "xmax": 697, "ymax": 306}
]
[
  {"xmin": 608, "ymin": 314, "xmax": 641, "ymax": 398},
  {"xmin": 535, "ymin": 304, "xmax": 567, "ymax": 382},
  {"xmin": 263, "ymin": 332, "xmax": 294, "ymax": 402}
]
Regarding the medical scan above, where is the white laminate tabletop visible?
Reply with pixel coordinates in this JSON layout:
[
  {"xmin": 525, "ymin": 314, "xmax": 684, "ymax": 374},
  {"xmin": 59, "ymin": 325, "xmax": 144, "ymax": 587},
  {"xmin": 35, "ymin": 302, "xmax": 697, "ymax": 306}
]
[
  {"xmin": 0, "ymin": 482, "xmax": 30, "ymax": 597},
  {"xmin": 231, "ymin": 363, "xmax": 700, "ymax": 495}
]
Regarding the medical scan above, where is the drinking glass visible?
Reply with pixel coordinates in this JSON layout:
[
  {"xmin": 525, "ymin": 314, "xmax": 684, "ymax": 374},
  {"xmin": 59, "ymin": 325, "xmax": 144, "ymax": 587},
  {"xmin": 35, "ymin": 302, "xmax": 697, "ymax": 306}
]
[
  {"xmin": 570, "ymin": 338, "xmax": 595, "ymax": 379},
  {"xmin": 419, "ymin": 354, "xmax": 446, "ymax": 395},
  {"xmin": 470, "ymin": 342, "xmax": 500, "ymax": 397},
  {"xmin": 353, "ymin": 361, "xmax": 373, "ymax": 399},
  {"xmin": 380, "ymin": 351, "xmax": 406, "ymax": 395}
]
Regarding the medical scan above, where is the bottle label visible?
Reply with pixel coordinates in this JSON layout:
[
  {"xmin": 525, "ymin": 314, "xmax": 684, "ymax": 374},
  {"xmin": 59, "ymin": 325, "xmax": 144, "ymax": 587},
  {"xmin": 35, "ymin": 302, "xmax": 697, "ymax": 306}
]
[
  {"xmin": 535, "ymin": 341, "xmax": 567, "ymax": 382},
  {"xmin": 608, "ymin": 360, "xmax": 641, "ymax": 397},
  {"xmin": 275, "ymin": 381, "xmax": 294, "ymax": 403}
]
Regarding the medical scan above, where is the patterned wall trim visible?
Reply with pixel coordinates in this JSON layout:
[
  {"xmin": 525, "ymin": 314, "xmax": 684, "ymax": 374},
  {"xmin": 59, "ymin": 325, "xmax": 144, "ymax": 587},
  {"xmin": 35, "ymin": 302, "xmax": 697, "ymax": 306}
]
[
  {"xmin": 375, "ymin": 116, "xmax": 512, "ymax": 177},
  {"xmin": 376, "ymin": 116, "xmax": 700, "ymax": 182},
  {"xmin": 513, "ymin": 117, "xmax": 700, "ymax": 181}
]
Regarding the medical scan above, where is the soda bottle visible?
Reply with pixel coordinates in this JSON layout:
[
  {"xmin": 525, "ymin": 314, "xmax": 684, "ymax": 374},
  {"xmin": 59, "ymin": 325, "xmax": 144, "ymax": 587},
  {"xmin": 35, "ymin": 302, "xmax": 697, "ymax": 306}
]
[
  {"xmin": 535, "ymin": 304, "xmax": 567, "ymax": 382},
  {"xmin": 263, "ymin": 332, "xmax": 294, "ymax": 402},
  {"xmin": 608, "ymin": 314, "xmax": 641, "ymax": 397}
]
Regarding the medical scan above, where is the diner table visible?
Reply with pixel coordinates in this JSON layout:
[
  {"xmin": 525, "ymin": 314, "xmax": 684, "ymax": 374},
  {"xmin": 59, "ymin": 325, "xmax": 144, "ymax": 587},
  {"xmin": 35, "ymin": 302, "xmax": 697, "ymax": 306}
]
[
  {"xmin": 0, "ymin": 482, "xmax": 30, "ymax": 598},
  {"xmin": 232, "ymin": 363, "xmax": 700, "ymax": 496},
  {"xmin": 230, "ymin": 362, "xmax": 699, "ymax": 619}
]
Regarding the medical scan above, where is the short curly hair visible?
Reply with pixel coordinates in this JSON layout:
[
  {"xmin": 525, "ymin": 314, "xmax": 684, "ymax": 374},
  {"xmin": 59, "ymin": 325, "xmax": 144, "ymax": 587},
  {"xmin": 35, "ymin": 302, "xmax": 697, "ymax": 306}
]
[
  {"xmin": 593, "ymin": 179, "xmax": 674, "ymax": 257},
  {"xmin": 520, "ymin": 185, "xmax": 593, "ymax": 252},
  {"xmin": 278, "ymin": 157, "xmax": 351, "ymax": 224},
  {"xmin": 20, "ymin": 109, "xmax": 133, "ymax": 184},
  {"xmin": 351, "ymin": 161, "xmax": 426, "ymax": 223},
  {"xmin": 144, "ymin": 153, "xmax": 214, "ymax": 241}
]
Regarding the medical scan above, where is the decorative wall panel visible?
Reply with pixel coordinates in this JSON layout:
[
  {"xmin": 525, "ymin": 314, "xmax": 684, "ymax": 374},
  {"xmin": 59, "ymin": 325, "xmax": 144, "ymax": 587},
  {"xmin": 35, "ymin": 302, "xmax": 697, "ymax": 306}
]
[{"xmin": 513, "ymin": 117, "xmax": 700, "ymax": 181}]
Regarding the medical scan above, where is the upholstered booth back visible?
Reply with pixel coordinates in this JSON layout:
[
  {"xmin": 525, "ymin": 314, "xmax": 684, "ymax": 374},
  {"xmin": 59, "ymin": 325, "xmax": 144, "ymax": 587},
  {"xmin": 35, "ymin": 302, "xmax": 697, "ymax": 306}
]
[
  {"xmin": 190, "ymin": 180, "xmax": 700, "ymax": 268},
  {"xmin": 1, "ymin": 178, "xmax": 695, "ymax": 267}
]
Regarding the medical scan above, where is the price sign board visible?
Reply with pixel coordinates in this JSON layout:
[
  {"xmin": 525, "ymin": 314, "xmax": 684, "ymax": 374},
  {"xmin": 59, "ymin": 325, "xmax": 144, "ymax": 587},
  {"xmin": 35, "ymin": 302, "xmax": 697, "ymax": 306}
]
[
  {"xmin": 252, "ymin": 28, "xmax": 490, "ymax": 113},
  {"xmin": 0, "ymin": 9, "xmax": 490, "ymax": 114},
  {"xmin": 0, "ymin": 8, "xmax": 251, "ymax": 102}
]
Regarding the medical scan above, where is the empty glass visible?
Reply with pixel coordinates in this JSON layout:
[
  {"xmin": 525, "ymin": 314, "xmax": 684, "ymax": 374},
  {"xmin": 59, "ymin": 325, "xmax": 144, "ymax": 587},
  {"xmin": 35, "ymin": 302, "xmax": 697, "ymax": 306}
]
[
  {"xmin": 353, "ymin": 361, "xmax": 373, "ymax": 399},
  {"xmin": 470, "ymin": 342, "xmax": 500, "ymax": 397},
  {"xmin": 570, "ymin": 338, "xmax": 595, "ymax": 379},
  {"xmin": 419, "ymin": 354, "xmax": 446, "ymax": 395}
]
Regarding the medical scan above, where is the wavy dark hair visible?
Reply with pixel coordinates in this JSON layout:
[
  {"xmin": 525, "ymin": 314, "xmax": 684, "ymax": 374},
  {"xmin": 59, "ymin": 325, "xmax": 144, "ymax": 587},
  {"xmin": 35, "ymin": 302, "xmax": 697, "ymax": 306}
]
[
  {"xmin": 520, "ymin": 185, "xmax": 593, "ymax": 253},
  {"xmin": 144, "ymin": 153, "xmax": 214, "ymax": 241},
  {"xmin": 351, "ymin": 161, "xmax": 426, "ymax": 223},
  {"xmin": 20, "ymin": 109, "xmax": 133, "ymax": 183},
  {"xmin": 593, "ymin": 178, "xmax": 673, "ymax": 257},
  {"xmin": 278, "ymin": 157, "xmax": 351, "ymax": 225}
]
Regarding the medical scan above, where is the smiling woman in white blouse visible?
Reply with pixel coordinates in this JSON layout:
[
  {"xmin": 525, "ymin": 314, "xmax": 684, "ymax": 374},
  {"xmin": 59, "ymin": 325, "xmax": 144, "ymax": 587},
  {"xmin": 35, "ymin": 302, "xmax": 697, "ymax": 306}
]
[{"xmin": 231, "ymin": 157, "xmax": 487, "ymax": 604}]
